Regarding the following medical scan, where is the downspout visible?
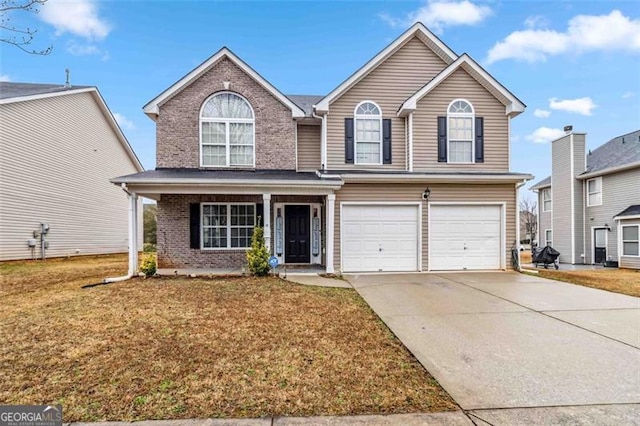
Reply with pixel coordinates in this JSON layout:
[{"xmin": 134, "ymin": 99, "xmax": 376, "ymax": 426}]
[
  {"xmin": 312, "ymin": 111, "xmax": 327, "ymax": 170},
  {"xmin": 104, "ymin": 183, "xmax": 139, "ymax": 283}
]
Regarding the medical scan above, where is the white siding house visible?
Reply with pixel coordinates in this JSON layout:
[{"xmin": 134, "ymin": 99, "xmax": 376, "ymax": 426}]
[{"xmin": 0, "ymin": 82, "xmax": 143, "ymax": 261}]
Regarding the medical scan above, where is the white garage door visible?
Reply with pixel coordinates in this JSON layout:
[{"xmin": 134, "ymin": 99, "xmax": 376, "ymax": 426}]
[
  {"xmin": 430, "ymin": 205, "xmax": 502, "ymax": 271},
  {"xmin": 342, "ymin": 204, "xmax": 419, "ymax": 272}
]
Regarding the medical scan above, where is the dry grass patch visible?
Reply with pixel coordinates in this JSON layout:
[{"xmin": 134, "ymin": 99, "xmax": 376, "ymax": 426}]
[
  {"xmin": 0, "ymin": 254, "xmax": 456, "ymax": 421},
  {"xmin": 536, "ymin": 268, "xmax": 640, "ymax": 297}
]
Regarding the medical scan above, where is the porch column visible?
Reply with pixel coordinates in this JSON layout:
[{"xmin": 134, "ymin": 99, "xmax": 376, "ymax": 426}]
[
  {"xmin": 326, "ymin": 193, "xmax": 336, "ymax": 273},
  {"xmin": 262, "ymin": 193, "xmax": 271, "ymax": 252},
  {"xmin": 129, "ymin": 192, "xmax": 139, "ymax": 275}
]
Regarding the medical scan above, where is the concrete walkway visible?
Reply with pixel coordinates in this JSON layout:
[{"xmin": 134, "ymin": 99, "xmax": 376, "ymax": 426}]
[{"xmin": 346, "ymin": 272, "xmax": 640, "ymax": 423}]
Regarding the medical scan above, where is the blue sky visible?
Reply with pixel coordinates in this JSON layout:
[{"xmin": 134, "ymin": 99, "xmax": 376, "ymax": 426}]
[{"xmin": 1, "ymin": 0, "xmax": 639, "ymax": 202}]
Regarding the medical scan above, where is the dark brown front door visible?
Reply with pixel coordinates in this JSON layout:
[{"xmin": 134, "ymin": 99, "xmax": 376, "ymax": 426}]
[{"xmin": 285, "ymin": 205, "xmax": 310, "ymax": 264}]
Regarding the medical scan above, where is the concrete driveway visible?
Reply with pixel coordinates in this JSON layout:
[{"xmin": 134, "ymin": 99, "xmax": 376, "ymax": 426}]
[{"xmin": 347, "ymin": 272, "xmax": 640, "ymax": 423}]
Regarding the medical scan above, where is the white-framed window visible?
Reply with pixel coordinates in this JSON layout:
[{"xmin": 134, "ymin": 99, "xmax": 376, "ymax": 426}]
[
  {"xmin": 542, "ymin": 188, "xmax": 552, "ymax": 212},
  {"xmin": 354, "ymin": 101, "xmax": 382, "ymax": 164},
  {"xmin": 545, "ymin": 229, "xmax": 553, "ymax": 247},
  {"xmin": 200, "ymin": 92, "xmax": 255, "ymax": 167},
  {"xmin": 448, "ymin": 99, "xmax": 474, "ymax": 163},
  {"xmin": 622, "ymin": 225, "xmax": 639, "ymax": 256},
  {"xmin": 587, "ymin": 177, "xmax": 602, "ymax": 207},
  {"xmin": 201, "ymin": 203, "xmax": 255, "ymax": 249}
]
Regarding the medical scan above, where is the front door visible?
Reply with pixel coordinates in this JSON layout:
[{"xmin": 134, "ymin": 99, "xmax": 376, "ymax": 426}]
[
  {"xmin": 594, "ymin": 228, "xmax": 607, "ymax": 264},
  {"xmin": 285, "ymin": 205, "xmax": 310, "ymax": 264}
]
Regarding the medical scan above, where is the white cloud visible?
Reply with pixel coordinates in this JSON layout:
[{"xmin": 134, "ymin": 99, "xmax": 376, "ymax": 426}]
[
  {"xmin": 487, "ymin": 10, "xmax": 640, "ymax": 63},
  {"xmin": 380, "ymin": 0, "xmax": 493, "ymax": 33},
  {"xmin": 66, "ymin": 40, "xmax": 100, "ymax": 55},
  {"xmin": 623, "ymin": 91, "xmax": 635, "ymax": 99},
  {"xmin": 0, "ymin": 74, "xmax": 11, "ymax": 82},
  {"xmin": 549, "ymin": 97, "xmax": 597, "ymax": 116},
  {"xmin": 40, "ymin": 0, "xmax": 111, "ymax": 40},
  {"xmin": 524, "ymin": 15, "xmax": 549, "ymax": 29},
  {"xmin": 526, "ymin": 127, "xmax": 566, "ymax": 144},
  {"xmin": 533, "ymin": 109, "xmax": 551, "ymax": 118},
  {"xmin": 113, "ymin": 113, "xmax": 135, "ymax": 130}
]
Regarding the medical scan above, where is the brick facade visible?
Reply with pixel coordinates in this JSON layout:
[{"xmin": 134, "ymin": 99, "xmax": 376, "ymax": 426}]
[
  {"xmin": 157, "ymin": 194, "xmax": 325, "ymax": 269},
  {"xmin": 156, "ymin": 57, "xmax": 297, "ymax": 170}
]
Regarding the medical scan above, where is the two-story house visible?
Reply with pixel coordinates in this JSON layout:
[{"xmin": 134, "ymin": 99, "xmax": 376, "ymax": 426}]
[
  {"xmin": 530, "ymin": 129, "xmax": 640, "ymax": 269},
  {"xmin": 113, "ymin": 23, "xmax": 532, "ymax": 274}
]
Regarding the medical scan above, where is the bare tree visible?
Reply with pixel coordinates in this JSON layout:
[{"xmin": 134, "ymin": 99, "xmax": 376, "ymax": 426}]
[
  {"xmin": 1, "ymin": 0, "xmax": 52, "ymax": 54},
  {"xmin": 520, "ymin": 198, "xmax": 537, "ymax": 245}
]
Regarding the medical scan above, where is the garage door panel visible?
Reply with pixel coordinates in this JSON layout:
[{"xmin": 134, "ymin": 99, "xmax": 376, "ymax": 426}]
[
  {"xmin": 430, "ymin": 205, "xmax": 502, "ymax": 271},
  {"xmin": 342, "ymin": 205, "xmax": 419, "ymax": 272}
]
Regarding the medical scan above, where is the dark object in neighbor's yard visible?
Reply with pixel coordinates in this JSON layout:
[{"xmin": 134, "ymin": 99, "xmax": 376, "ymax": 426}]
[{"xmin": 533, "ymin": 246, "xmax": 561, "ymax": 270}]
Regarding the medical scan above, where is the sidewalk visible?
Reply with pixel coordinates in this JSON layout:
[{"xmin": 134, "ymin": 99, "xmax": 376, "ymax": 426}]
[{"xmin": 69, "ymin": 412, "xmax": 473, "ymax": 426}]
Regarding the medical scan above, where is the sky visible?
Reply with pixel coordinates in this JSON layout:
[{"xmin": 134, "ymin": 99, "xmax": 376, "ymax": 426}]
[{"xmin": 1, "ymin": 0, "xmax": 639, "ymax": 203}]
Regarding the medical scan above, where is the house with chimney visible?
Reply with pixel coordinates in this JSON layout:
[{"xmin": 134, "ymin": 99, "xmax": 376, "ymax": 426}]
[{"xmin": 530, "ymin": 129, "xmax": 640, "ymax": 269}]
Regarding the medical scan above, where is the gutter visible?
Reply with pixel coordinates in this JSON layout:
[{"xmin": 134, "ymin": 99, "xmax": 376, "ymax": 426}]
[
  {"xmin": 576, "ymin": 161, "xmax": 640, "ymax": 180},
  {"xmin": 338, "ymin": 173, "xmax": 534, "ymax": 184}
]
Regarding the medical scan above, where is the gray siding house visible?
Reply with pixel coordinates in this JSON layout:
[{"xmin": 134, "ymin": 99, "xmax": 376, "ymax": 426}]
[
  {"xmin": 530, "ymin": 129, "xmax": 640, "ymax": 269},
  {"xmin": 0, "ymin": 82, "xmax": 144, "ymax": 261}
]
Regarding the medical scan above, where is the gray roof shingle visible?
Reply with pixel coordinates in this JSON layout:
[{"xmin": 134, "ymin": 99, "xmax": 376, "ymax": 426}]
[
  {"xmin": 0, "ymin": 82, "xmax": 92, "ymax": 100},
  {"xmin": 286, "ymin": 94, "xmax": 324, "ymax": 117},
  {"xmin": 584, "ymin": 130, "xmax": 640, "ymax": 175},
  {"xmin": 615, "ymin": 205, "xmax": 640, "ymax": 218},
  {"xmin": 529, "ymin": 176, "xmax": 551, "ymax": 190},
  {"xmin": 112, "ymin": 168, "xmax": 338, "ymax": 183}
]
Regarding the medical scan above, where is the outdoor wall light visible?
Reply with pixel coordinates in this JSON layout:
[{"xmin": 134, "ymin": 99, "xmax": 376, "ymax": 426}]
[
  {"xmin": 422, "ymin": 187, "xmax": 431, "ymax": 200},
  {"xmin": 604, "ymin": 223, "xmax": 612, "ymax": 231}
]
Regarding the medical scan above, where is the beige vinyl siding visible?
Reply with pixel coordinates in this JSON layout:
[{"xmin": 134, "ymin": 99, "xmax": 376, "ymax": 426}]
[
  {"xmin": 297, "ymin": 124, "xmax": 321, "ymax": 171},
  {"xmin": 584, "ymin": 168, "xmax": 640, "ymax": 264},
  {"xmin": 0, "ymin": 92, "xmax": 142, "ymax": 261},
  {"xmin": 538, "ymin": 189, "xmax": 552, "ymax": 245},
  {"xmin": 325, "ymin": 36, "xmax": 448, "ymax": 170},
  {"xmin": 619, "ymin": 219, "xmax": 640, "ymax": 270},
  {"xmin": 413, "ymin": 68, "xmax": 509, "ymax": 172},
  {"xmin": 332, "ymin": 183, "xmax": 516, "ymax": 271},
  {"xmin": 551, "ymin": 134, "xmax": 573, "ymax": 263}
]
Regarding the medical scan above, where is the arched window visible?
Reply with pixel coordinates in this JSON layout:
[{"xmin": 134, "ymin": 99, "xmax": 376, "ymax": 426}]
[
  {"xmin": 200, "ymin": 92, "xmax": 254, "ymax": 167},
  {"xmin": 447, "ymin": 99, "xmax": 474, "ymax": 163},
  {"xmin": 354, "ymin": 101, "xmax": 382, "ymax": 164}
]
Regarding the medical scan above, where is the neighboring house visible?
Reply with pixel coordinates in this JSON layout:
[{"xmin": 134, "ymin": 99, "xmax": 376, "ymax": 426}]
[
  {"xmin": 0, "ymin": 82, "xmax": 144, "ymax": 261},
  {"xmin": 530, "ymin": 129, "xmax": 640, "ymax": 269},
  {"xmin": 113, "ymin": 23, "xmax": 532, "ymax": 273}
]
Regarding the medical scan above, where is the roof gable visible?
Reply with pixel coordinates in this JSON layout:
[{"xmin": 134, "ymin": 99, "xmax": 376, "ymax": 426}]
[
  {"xmin": 398, "ymin": 54, "xmax": 525, "ymax": 117},
  {"xmin": 143, "ymin": 48, "xmax": 305, "ymax": 120},
  {"xmin": 314, "ymin": 22, "xmax": 458, "ymax": 113},
  {"xmin": 0, "ymin": 83, "xmax": 143, "ymax": 172}
]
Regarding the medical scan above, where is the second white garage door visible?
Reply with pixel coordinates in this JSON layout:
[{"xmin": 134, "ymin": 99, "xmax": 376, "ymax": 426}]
[
  {"xmin": 429, "ymin": 204, "xmax": 503, "ymax": 271},
  {"xmin": 342, "ymin": 204, "xmax": 419, "ymax": 272}
]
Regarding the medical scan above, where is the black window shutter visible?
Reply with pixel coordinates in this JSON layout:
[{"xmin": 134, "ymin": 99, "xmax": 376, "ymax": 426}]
[
  {"xmin": 437, "ymin": 116, "xmax": 447, "ymax": 162},
  {"xmin": 382, "ymin": 119, "xmax": 392, "ymax": 164},
  {"xmin": 345, "ymin": 118, "xmax": 354, "ymax": 164},
  {"xmin": 189, "ymin": 203, "xmax": 200, "ymax": 249},
  {"xmin": 475, "ymin": 117, "xmax": 484, "ymax": 163},
  {"xmin": 256, "ymin": 203, "xmax": 264, "ymax": 227}
]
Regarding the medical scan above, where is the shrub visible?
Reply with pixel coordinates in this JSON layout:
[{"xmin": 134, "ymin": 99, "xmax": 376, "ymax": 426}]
[
  {"xmin": 140, "ymin": 254, "xmax": 157, "ymax": 278},
  {"xmin": 246, "ymin": 222, "xmax": 270, "ymax": 276},
  {"xmin": 143, "ymin": 243, "xmax": 157, "ymax": 253}
]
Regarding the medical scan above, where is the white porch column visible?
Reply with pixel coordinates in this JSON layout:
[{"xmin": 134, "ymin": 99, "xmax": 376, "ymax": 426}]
[
  {"xmin": 326, "ymin": 193, "xmax": 336, "ymax": 273},
  {"xmin": 129, "ymin": 193, "xmax": 139, "ymax": 275},
  {"xmin": 262, "ymin": 193, "xmax": 272, "ymax": 252}
]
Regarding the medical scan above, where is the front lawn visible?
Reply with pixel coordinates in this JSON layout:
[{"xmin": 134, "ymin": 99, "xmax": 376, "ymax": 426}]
[
  {"xmin": 534, "ymin": 268, "xmax": 640, "ymax": 297},
  {"xmin": 0, "ymin": 254, "xmax": 456, "ymax": 421}
]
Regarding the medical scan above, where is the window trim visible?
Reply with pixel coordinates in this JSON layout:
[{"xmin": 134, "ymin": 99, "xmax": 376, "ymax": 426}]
[
  {"xmin": 353, "ymin": 100, "xmax": 383, "ymax": 165},
  {"xmin": 621, "ymin": 224, "xmax": 640, "ymax": 257},
  {"xmin": 541, "ymin": 188, "xmax": 552, "ymax": 212},
  {"xmin": 199, "ymin": 91, "xmax": 256, "ymax": 169},
  {"xmin": 200, "ymin": 202, "xmax": 256, "ymax": 250},
  {"xmin": 586, "ymin": 177, "xmax": 602, "ymax": 207},
  {"xmin": 447, "ymin": 98, "xmax": 475, "ymax": 164},
  {"xmin": 545, "ymin": 229, "xmax": 553, "ymax": 247}
]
